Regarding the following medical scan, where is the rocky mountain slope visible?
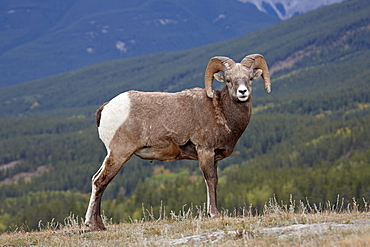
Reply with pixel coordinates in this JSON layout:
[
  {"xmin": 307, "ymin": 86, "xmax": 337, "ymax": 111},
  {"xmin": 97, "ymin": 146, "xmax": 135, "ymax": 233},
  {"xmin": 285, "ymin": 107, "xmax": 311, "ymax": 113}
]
[{"xmin": 241, "ymin": 0, "xmax": 344, "ymax": 19}]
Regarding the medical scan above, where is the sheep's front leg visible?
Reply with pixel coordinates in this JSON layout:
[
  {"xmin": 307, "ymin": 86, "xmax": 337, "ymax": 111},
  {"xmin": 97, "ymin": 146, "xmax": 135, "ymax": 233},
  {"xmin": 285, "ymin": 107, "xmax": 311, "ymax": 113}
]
[{"xmin": 198, "ymin": 149, "xmax": 220, "ymax": 217}]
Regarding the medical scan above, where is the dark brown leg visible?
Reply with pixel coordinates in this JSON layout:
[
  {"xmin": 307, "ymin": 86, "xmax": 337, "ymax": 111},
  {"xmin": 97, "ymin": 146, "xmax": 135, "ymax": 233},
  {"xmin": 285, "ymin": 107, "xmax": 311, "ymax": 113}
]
[{"xmin": 197, "ymin": 149, "xmax": 220, "ymax": 217}]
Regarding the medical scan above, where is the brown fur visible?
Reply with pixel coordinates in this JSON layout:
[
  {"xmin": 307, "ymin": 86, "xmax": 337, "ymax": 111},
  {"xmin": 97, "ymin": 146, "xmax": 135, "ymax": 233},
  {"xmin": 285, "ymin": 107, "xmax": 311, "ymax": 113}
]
[
  {"xmin": 96, "ymin": 102, "xmax": 109, "ymax": 127},
  {"xmin": 85, "ymin": 55, "xmax": 270, "ymax": 231}
]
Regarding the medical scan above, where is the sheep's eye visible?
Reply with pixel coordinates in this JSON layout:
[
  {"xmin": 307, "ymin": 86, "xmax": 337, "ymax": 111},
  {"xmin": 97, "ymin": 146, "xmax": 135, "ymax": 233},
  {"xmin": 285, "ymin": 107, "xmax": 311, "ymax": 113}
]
[{"xmin": 226, "ymin": 79, "xmax": 231, "ymax": 83}]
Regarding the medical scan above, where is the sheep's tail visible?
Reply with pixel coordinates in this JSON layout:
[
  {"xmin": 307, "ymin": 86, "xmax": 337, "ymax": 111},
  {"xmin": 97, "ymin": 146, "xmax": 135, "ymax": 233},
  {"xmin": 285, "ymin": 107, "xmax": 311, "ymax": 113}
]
[{"xmin": 96, "ymin": 102, "xmax": 109, "ymax": 127}]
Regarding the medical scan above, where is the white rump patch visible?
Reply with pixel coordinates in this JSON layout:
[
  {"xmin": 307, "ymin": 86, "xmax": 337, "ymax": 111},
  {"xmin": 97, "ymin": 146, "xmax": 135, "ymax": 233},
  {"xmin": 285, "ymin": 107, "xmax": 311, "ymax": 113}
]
[{"xmin": 98, "ymin": 92, "xmax": 131, "ymax": 149}]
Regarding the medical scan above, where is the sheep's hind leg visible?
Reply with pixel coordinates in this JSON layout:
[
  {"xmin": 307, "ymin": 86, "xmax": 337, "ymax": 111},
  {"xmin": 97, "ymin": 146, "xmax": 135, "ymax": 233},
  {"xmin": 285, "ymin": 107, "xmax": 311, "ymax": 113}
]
[
  {"xmin": 85, "ymin": 151, "xmax": 133, "ymax": 231},
  {"xmin": 197, "ymin": 149, "xmax": 220, "ymax": 218}
]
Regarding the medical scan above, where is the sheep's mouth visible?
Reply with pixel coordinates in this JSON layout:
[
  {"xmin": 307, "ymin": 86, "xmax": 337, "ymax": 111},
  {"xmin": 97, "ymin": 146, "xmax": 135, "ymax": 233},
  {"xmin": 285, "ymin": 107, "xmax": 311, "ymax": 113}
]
[{"xmin": 237, "ymin": 95, "xmax": 249, "ymax": 101}]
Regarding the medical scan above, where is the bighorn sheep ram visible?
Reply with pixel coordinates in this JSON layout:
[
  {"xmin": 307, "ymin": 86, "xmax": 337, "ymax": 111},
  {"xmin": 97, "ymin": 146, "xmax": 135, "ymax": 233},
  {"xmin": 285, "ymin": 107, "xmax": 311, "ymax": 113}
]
[{"xmin": 85, "ymin": 54, "xmax": 271, "ymax": 231}]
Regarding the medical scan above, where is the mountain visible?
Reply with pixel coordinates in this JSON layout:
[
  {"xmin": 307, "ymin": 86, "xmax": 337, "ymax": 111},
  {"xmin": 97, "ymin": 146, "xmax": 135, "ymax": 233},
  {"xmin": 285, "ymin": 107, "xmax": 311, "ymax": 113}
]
[
  {"xmin": 0, "ymin": 0, "xmax": 280, "ymax": 87},
  {"xmin": 0, "ymin": 0, "xmax": 369, "ymax": 231},
  {"xmin": 0, "ymin": 0, "xmax": 346, "ymax": 88},
  {"xmin": 240, "ymin": 0, "xmax": 344, "ymax": 19},
  {"xmin": 0, "ymin": 0, "xmax": 368, "ymax": 119}
]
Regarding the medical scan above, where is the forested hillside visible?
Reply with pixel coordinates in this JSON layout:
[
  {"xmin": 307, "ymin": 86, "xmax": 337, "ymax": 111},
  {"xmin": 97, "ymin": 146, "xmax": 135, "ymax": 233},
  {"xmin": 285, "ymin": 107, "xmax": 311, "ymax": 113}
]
[{"xmin": 0, "ymin": 0, "xmax": 369, "ymax": 231}]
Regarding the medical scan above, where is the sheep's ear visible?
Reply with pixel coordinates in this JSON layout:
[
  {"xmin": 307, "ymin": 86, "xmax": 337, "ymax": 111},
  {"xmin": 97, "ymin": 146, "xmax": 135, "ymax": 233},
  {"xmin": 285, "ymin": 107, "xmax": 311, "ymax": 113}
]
[
  {"xmin": 214, "ymin": 72, "xmax": 225, "ymax": 83},
  {"xmin": 252, "ymin": 69, "xmax": 263, "ymax": 80}
]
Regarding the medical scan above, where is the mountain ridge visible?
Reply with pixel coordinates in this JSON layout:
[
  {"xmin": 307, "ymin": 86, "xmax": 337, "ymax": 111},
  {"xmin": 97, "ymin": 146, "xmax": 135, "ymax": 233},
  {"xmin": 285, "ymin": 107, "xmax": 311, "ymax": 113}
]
[
  {"xmin": 0, "ymin": 0, "xmax": 280, "ymax": 87},
  {"xmin": 240, "ymin": 0, "xmax": 344, "ymax": 19},
  {"xmin": 0, "ymin": 0, "xmax": 346, "ymax": 87},
  {"xmin": 0, "ymin": 0, "xmax": 368, "ymax": 119}
]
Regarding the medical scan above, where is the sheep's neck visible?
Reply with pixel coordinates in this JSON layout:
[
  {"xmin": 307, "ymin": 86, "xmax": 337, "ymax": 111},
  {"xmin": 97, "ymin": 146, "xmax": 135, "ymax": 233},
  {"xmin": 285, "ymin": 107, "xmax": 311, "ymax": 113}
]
[{"xmin": 219, "ymin": 88, "xmax": 252, "ymax": 135}]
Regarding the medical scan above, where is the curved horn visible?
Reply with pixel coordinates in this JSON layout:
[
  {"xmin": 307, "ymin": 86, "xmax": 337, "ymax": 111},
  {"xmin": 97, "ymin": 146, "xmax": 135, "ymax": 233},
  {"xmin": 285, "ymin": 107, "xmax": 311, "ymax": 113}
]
[
  {"xmin": 204, "ymin": 56, "xmax": 235, "ymax": 98},
  {"xmin": 241, "ymin": 54, "xmax": 271, "ymax": 93}
]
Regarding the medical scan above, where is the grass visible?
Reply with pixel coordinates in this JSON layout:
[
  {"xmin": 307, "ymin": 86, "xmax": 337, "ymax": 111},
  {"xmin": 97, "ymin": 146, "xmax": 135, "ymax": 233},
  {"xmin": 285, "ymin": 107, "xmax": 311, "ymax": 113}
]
[{"xmin": 1, "ymin": 197, "xmax": 369, "ymax": 246}]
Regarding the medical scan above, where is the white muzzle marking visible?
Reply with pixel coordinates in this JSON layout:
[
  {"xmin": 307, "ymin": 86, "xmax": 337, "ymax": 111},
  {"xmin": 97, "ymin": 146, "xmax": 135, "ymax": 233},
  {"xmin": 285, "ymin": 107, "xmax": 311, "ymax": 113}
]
[{"xmin": 237, "ymin": 85, "xmax": 250, "ymax": 101}]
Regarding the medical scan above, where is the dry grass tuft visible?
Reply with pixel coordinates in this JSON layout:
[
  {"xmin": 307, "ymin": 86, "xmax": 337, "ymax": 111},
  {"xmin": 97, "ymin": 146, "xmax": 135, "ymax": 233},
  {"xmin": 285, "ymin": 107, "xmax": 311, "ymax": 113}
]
[{"xmin": 1, "ymin": 196, "xmax": 369, "ymax": 246}]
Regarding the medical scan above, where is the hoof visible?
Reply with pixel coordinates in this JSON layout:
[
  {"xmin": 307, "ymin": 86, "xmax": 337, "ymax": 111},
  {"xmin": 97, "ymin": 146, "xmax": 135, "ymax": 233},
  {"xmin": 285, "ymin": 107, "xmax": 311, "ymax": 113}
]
[
  {"xmin": 89, "ymin": 225, "xmax": 107, "ymax": 232},
  {"xmin": 209, "ymin": 211, "xmax": 221, "ymax": 218},
  {"xmin": 85, "ymin": 221, "xmax": 107, "ymax": 232}
]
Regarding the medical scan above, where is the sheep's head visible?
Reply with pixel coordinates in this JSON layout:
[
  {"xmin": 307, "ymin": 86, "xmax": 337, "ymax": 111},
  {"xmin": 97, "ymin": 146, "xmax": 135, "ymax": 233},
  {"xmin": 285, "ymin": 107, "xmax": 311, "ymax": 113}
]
[{"xmin": 204, "ymin": 54, "xmax": 271, "ymax": 102}]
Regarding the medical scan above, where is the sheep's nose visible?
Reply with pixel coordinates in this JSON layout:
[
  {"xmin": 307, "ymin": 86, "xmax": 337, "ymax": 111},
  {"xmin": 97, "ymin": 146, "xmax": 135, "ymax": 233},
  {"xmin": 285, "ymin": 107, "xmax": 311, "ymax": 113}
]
[{"xmin": 238, "ymin": 89, "xmax": 247, "ymax": 95}]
